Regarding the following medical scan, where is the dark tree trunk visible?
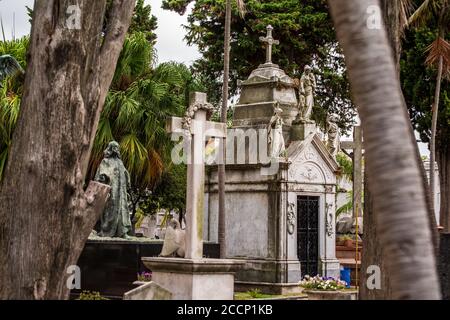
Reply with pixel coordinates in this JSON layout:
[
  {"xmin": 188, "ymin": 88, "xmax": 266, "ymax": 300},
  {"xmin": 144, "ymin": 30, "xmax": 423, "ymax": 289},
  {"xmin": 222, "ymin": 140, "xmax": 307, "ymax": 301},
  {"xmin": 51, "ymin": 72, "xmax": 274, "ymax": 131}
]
[
  {"xmin": 380, "ymin": 0, "xmax": 401, "ymax": 71},
  {"xmin": 438, "ymin": 136, "xmax": 450, "ymax": 232},
  {"xmin": 0, "ymin": 0, "xmax": 135, "ymax": 300},
  {"xmin": 360, "ymin": 172, "xmax": 392, "ymax": 299}
]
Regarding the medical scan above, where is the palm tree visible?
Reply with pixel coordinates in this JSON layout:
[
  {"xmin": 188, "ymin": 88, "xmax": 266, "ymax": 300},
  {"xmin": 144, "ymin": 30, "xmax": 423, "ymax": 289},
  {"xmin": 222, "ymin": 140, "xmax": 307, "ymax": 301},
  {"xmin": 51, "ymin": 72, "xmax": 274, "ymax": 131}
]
[
  {"xmin": 88, "ymin": 32, "xmax": 204, "ymax": 223},
  {"xmin": 328, "ymin": 0, "xmax": 441, "ymax": 299},
  {"xmin": 0, "ymin": 33, "xmax": 202, "ymax": 202},
  {"xmin": 406, "ymin": 0, "xmax": 450, "ymax": 228},
  {"xmin": 218, "ymin": 0, "xmax": 246, "ymax": 258}
]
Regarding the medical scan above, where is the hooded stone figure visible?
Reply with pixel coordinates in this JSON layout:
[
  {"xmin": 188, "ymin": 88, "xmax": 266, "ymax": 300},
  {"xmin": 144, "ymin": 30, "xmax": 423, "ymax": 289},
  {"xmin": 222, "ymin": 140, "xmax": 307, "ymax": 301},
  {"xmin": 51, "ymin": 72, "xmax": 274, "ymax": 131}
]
[{"xmin": 95, "ymin": 141, "xmax": 132, "ymax": 238}]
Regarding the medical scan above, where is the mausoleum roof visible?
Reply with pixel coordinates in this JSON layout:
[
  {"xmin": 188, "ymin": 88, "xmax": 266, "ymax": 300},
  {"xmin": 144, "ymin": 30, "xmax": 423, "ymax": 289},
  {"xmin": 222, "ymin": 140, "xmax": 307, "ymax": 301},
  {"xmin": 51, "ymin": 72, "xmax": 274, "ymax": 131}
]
[{"xmin": 287, "ymin": 132, "xmax": 340, "ymax": 174}]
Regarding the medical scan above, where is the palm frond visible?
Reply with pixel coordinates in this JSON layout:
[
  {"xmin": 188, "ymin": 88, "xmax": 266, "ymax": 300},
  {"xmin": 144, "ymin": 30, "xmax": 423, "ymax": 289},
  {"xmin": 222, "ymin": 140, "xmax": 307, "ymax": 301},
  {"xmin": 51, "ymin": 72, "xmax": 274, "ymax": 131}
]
[
  {"xmin": 120, "ymin": 133, "xmax": 148, "ymax": 179},
  {"xmin": 336, "ymin": 152, "xmax": 353, "ymax": 180},
  {"xmin": 408, "ymin": 0, "xmax": 438, "ymax": 28},
  {"xmin": 0, "ymin": 147, "xmax": 8, "ymax": 180},
  {"xmin": 336, "ymin": 201, "xmax": 353, "ymax": 218},
  {"xmin": 425, "ymin": 37, "xmax": 450, "ymax": 75},
  {"xmin": 400, "ymin": 0, "xmax": 415, "ymax": 31}
]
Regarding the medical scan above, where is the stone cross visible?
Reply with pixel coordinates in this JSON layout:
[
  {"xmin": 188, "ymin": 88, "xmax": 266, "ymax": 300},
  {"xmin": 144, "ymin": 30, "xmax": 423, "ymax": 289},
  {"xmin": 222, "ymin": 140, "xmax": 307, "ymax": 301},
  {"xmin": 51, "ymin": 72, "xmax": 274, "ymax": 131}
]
[
  {"xmin": 259, "ymin": 25, "xmax": 279, "ymax": 64},
  {"xmin": 340, "ymin": 126, "xmax": 363, "ymax": 218},
  {"xmin": 166, "ymin": 92, "xmax": 227, "ymax": 260}
]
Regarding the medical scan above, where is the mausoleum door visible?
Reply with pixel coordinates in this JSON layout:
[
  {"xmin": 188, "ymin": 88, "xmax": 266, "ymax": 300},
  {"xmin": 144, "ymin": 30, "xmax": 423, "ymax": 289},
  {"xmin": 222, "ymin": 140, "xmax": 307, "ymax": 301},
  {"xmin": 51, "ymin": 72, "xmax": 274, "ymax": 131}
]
[{"xmin": 297, "ymin": 195, "xmax": 319, "ymax": 276}]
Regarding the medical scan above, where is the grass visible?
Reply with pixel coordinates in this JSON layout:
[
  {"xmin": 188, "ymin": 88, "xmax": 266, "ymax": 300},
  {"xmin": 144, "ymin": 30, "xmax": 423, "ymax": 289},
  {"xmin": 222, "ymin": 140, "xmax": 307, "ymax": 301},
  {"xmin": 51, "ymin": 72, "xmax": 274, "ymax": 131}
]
[{"xmin": 234, "ymin": 289, "xmax": 307, "ymax": 300}]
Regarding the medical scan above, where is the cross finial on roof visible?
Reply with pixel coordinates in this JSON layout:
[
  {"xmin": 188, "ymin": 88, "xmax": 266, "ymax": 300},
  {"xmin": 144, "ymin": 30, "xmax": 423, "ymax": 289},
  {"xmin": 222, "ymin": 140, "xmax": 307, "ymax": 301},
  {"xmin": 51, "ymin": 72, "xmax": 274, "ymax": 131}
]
[{"xmin": 259, "ymin": 25, "xmax": 279, "ymax": 64}]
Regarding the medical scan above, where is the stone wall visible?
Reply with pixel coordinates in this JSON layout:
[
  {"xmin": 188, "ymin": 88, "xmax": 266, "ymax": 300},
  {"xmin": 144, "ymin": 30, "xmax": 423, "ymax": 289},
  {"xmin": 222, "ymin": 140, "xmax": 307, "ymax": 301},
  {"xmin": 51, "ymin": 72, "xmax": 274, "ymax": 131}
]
[{"xmin": 71, "ymin": 240, "xmax": 219, "ymax": 299}]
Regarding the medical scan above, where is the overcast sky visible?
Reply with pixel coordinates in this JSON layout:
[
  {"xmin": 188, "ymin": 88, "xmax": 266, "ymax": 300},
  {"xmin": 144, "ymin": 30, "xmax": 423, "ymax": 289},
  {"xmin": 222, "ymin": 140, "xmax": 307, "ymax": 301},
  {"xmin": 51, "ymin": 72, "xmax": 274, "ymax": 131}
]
[{"xmin": 0, "ymin": 0, "xmax": 201, "ymax": 64}]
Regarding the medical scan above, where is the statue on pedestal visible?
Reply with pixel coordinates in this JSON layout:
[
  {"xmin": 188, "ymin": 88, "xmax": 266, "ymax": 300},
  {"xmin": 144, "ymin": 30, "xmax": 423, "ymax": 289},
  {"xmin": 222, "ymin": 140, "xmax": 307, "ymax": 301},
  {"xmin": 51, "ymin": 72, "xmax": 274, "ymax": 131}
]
[
  {"xmin": 326, "ymin": 113, "xmax": 340, "ymax": 158},
  {"xmin": 160, "ymin": 219, "xmax": 186, "ymax": 258},
  {"xmin": 297, "ymin": 65, "xmax": 317, "ymax": 124},
  {"xmin": 95, "ymin": 141, "xmax": 132, "ymax": 238},
  {"xmin": 268, "ymin": 105, "xmax": 286, "ymax": 158}
]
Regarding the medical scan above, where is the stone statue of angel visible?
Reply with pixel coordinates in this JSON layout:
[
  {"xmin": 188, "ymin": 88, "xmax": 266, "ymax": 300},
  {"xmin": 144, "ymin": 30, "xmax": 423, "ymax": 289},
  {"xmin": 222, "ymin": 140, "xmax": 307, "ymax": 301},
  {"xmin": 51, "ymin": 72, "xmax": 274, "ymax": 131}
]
[
  {"xmin": 160, "ymin": 219, "xmax": 186, "ymax": 258},
  {"xmin": 299, "ymin": 65, "xmax": 316, "ymax": 123},
  {"xmin": 326, "ymin": 113, "xmax": 340, "ymax": 158},
  {"xmin": 268, "ymin": 105, "xmax": 286, "ymax": 158}
]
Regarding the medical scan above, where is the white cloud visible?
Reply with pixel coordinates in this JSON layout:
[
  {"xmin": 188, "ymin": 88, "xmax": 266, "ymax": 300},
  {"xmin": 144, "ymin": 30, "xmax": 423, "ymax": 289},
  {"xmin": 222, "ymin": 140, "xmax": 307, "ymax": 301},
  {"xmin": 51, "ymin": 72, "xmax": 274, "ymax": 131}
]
[
  {"xmin": 0, "ymin": 0, "xmax": 200, "ymax": 65},
  {"xmin": 149, "ymin": 0, "xmax": 201, "ymax": 65}
]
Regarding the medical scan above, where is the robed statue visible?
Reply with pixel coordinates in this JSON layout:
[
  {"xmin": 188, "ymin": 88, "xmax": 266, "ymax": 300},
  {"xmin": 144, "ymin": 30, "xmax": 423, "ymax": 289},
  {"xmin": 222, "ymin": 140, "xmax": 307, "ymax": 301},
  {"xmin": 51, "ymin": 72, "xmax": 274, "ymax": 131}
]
[
  {"xmin": 299, "ymin": 65, "xmax": 316, "ymax": 123},
  {"xmin": 95, "ymin": 141, "xmax": 132, "ymax": 238},
  {"xmin": 326, "ymin": 113, "xmax": 340, "ymax": 158},
  {"xmin": 268, "ymin": 105, "xmax": 286, "ymax": 158}
]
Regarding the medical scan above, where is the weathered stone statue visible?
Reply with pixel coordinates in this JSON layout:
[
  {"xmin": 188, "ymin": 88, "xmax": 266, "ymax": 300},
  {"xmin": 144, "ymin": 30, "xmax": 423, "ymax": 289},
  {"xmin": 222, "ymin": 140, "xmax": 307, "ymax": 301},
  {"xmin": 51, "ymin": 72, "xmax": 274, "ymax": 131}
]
[
  {"xmin": 326, "ymin": 113, "xmax": 340, "ymax": 158},
  {"xmin": 160, "ymin": 219, "xmax": 186, "ymax": 258},
  {"xmin": 268, "ymin": 105, "xmax": 286, "ymax": 158},
  {"xmin": 299, "ymin": 65, "xmax": 316, "ymax": 123},
  {"xmin": 95, "ymin": 141, "xmax": 132, "ymax": 238}
]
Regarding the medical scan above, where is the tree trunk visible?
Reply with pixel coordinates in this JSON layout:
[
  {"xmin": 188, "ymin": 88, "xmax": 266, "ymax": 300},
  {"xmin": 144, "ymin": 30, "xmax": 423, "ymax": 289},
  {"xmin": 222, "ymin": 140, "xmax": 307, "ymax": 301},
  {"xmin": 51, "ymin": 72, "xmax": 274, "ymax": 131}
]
[
  {"xmin": 438, "ymin": 137, "xmax": 450, "ymax": 232},
  {"xmin": 433, "ymin": 52, "xmax": 444, "ymax": 226},
  {"xmin": 360, "ymin": 0, "xmax": 398, "ymax": 300},
  {"xmin": 360, "ymin": 0, "xmax": 439, "ymax": 299},
  {"xmin": 360, "ymin": 171, "xmax": 392, "ymax": 299},
  {"xmin": 380, "ymin": 0, "xmax": 401, "ymax": 71},
  {"xmin": 0, "ymin": 0, "xmax": 135, "ymax": 300},
  {"xmin": 218, "ymin": 0, "xmax": 231, "ymax": 259},
  {"xmin": 329, "ymin": 0, "xmax": 441, "ymax": 299}
]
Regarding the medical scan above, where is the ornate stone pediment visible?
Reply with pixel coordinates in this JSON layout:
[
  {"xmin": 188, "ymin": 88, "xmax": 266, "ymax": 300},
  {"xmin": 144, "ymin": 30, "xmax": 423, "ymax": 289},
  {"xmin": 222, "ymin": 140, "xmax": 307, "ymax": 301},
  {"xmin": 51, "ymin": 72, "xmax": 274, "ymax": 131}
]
[{"xmin": 287, "ymin": 133, "xmax": 338, "ymax": 184}]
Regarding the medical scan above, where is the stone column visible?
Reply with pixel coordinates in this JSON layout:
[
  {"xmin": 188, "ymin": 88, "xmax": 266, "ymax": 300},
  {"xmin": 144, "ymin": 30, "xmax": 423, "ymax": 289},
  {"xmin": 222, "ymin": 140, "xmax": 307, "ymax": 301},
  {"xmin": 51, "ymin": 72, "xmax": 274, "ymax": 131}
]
[{"xmin": 185, "ymin": 109, "xmax": 207, "ymax": 260}]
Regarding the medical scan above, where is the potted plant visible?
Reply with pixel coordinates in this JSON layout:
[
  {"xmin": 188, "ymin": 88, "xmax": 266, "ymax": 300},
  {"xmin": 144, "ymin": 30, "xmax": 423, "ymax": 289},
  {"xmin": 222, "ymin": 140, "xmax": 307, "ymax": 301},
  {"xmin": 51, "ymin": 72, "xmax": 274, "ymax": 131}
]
[
  {"xmin": 134, "ymin": 271, "xmax": 152, "ymax": 286},
  {"xmin": 338, "ymin": 234, "xmax": 354, "ymax": 247},
  {"xmin": 299, "ymin": 275, "xmax": 356, "ymax": 300}
]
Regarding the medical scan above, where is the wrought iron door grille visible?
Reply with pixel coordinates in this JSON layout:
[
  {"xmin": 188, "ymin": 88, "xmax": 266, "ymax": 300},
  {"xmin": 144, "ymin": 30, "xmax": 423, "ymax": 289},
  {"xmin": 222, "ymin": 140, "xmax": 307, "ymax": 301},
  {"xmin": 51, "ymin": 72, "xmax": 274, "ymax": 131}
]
[{"xmin": 297, "ymin": 196, "xmax": 319, "ymax": 276}]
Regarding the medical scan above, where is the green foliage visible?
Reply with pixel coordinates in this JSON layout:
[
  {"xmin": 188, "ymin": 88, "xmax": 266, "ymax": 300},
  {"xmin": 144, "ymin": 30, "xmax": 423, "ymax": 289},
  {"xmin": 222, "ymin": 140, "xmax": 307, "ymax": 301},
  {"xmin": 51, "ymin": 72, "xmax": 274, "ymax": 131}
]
[
  {"xmin": 140, "ymin": 164, "xmax": 187, "ymax": 216},
  {"xmin": 401, "ymin": 26, "xmax": 450, "ymax": 145},
  {"xmin": 336, "ymin": 152, "xmax": 352, "ymax": 180},
  {"xmin": 104, "ymin": 0, "xmax": 158, "ymax": 45},
  {"xmin": 338, "ymin": 234, "xmax": 353, "ymax": 242},
  {"xmin": 129, "ymin": 0, "xmax": 158, "ymax": 45},
  {"xmin": 336, "ymin": 190, "xmax": 353, "ymax": 218},
  {"xmin": 247, "ymin": 288, "xmax": 263, "ymax": 298},
  {"xmin": 0, "ymin": 37, "xmax": 28, "ymax": 180},
  {"xmin": 162, "ymin": 0, "xmax": 356, "ymax": 132},
  {"xmin": 0, "ymin": 6, "xmax": 197, "ymax": 212},
  {"xmin": 77, "ymin": 291, "xmax": 109, "ymax": 300},
  {"xmin": 88, "ymin": 32, "xmax": 203, "ymax": 198}
]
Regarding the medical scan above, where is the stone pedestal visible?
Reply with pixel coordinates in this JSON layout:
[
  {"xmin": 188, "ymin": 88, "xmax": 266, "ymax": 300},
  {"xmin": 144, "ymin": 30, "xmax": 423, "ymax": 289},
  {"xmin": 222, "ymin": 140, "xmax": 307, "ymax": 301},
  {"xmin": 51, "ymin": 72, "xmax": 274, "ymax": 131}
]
[
  {"xmin": 290, "ymin": 122, "xmax": 316, "ymax": 141},
  {"xmin": 321, "ymin": 259, "xmax": 341, "ymax": 279},
  {"xmin": 142, "ymin": 257, "xmax": 244, "ymax": 300}
]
